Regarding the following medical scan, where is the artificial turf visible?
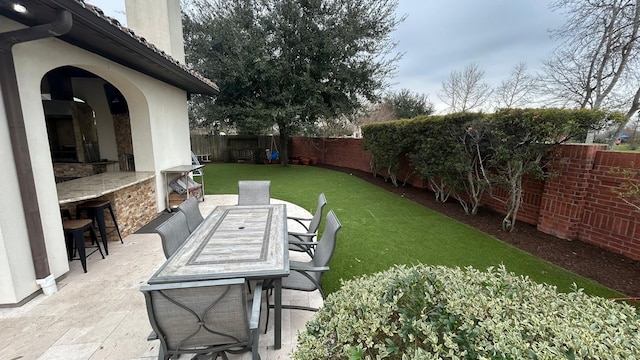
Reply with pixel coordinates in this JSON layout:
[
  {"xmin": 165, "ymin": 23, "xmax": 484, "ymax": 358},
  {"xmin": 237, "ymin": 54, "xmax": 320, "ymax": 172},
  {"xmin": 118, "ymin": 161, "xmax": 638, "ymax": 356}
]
[{"xmin": 202, "ymin": 163, "xmax": 623, "ymax": 298}]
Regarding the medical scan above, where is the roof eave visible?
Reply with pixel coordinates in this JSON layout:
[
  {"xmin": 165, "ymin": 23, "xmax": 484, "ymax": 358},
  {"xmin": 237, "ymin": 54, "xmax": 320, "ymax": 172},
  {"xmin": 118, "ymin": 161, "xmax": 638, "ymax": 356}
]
[{"xmin": 5, "ymin": 0, "xmax": 219, "ymax": 96}]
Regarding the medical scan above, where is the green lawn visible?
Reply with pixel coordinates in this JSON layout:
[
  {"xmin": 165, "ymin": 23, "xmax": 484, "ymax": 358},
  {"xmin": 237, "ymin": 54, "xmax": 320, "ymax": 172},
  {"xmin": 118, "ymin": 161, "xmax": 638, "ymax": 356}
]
[
  {"xmin": 612, "ymin": 143, "xmax": 640, "ymax": 152},
  {"xmin": 203, "ymin": 163, "xmax": 623, "ymax": 298}
]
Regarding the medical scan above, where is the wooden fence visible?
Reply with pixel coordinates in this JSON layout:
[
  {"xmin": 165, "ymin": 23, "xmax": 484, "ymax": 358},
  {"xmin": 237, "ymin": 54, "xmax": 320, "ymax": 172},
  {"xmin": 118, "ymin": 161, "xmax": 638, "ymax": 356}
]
[{"xmin": 190, "ymin": 134, "xmax": 282, "ymax": 163}]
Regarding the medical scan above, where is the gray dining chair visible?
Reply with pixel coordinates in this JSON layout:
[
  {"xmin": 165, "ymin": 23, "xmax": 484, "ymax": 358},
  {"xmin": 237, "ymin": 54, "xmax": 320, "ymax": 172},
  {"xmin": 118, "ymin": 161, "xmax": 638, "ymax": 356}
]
[
  {"xmin": 140, "ymin": 278, "xmax": 263, "ymax": 360},
  {"xmin": 238, "ymin": 180, "xmax": 270, "ymax": 205},
  {"xmin": 155, "ymin": 211, "xmax": 190, "ymax": 259},
  {"xmin": 176, "ymin": 197, "xmax": 204, "ymax": 233},
  {"xmin": 264, "ymin": 209, "xmax": 342, "ymax": 331},
  {"xmin": 288, "ymin": 193, "xmax": 327, "ymax": 256}
]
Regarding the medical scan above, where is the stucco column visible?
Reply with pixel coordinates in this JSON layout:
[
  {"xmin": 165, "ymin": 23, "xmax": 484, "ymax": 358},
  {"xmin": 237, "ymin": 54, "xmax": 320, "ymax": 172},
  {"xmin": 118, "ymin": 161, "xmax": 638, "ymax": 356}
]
[{"xmin": 125, "ymin": 0, "xmax": 185, "ymax": 63}]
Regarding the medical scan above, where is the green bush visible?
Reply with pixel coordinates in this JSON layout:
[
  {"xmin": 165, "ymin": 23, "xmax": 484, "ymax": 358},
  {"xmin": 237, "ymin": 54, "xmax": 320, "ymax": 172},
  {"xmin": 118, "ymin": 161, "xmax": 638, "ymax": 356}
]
[
  {"xmin": 293, "ymin": 265, "xmax": 639, "ymax": 359},
  {"xmin": 362, "ymin": 120, "xmax": 416, "ymax": 186}
]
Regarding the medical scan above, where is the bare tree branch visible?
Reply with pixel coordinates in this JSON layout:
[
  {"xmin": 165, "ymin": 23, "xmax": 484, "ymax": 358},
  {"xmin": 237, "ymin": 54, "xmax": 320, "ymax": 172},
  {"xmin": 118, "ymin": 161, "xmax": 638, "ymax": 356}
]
[
  {"xmin": 438, "ymin": 63, "xmax": 492, "ymax": 113},
  {"xmin": 493, "ymin": 62, "xmax": 539, "ymax": 109},
  {"xmin": 541, "ymin": 0, "xmax": 640, "ymax": 143}
]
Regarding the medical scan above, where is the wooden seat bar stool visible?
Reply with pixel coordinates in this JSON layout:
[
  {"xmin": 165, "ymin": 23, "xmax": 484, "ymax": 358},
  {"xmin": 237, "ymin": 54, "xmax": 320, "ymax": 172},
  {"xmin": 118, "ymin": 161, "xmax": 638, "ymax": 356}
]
[
  {"xmin": 76, "ymin": 199, "xmax": 123, "ymax": 255},
  {"xmin": 62, "ymin": 219, "xmax": 105, "ymax": 273}
]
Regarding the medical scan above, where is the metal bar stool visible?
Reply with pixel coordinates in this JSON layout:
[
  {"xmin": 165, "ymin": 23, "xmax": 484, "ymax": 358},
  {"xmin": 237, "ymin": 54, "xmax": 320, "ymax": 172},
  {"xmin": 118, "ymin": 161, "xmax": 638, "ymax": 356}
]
[
  {"xmin": 77, "ymin": 199, "xmax": 123, "ymax": 255},
  {"xmin": 62, "ymin": 219, "xmax": 105, "ymax": 273}
]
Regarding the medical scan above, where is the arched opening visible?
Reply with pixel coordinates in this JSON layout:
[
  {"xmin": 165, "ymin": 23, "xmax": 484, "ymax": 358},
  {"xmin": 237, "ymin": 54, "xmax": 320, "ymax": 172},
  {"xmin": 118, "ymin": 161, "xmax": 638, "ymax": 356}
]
[{"xmin": 40, "ymin": 66, "xmax": 134, "ymax": 182}]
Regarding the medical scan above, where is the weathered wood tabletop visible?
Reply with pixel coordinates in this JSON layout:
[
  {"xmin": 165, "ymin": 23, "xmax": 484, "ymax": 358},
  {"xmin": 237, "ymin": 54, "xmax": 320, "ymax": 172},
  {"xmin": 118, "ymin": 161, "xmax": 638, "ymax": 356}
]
[{"xmin": 150, "ymin": 204, "xmax": 288, "ymax": 282}]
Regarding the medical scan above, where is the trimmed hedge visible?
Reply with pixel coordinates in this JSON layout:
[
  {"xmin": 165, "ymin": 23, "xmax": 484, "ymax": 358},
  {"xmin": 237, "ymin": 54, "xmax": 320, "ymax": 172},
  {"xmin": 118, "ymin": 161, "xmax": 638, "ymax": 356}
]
[
  {"xmin": 361, "ymin": 109, "xmax": 628, "ymax": 231},
  {"xmin": 293, "ymin": 265, "xmax": 639, "ymax": 359}
]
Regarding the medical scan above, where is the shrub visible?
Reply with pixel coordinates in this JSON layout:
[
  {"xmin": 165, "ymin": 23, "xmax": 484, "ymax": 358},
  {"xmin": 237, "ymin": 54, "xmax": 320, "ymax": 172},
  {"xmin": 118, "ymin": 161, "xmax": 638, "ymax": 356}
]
[
  {"xmin": 292, "ymin": 264, "xmax": 639, "ymax": 359},
  {"xmin": 362, "ymin": 120, "xmax": 415, "ymax": 186}
]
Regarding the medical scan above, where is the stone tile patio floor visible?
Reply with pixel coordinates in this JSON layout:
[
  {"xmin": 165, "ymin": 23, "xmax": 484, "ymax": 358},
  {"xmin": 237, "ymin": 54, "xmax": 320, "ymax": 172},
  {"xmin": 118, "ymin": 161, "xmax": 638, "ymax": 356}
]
[{"xmin": 0, "ymin": 195, "xmax": 321, "ymax": 360}]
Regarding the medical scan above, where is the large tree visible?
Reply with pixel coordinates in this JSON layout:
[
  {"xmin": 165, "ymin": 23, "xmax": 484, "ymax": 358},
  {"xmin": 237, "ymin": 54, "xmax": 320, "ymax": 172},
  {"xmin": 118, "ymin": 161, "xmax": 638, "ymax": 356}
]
[
  {"xmin": 540, "ymin": 0, "xmax": 640, "ymax": 144},
  {"xmin": 352, "ymin": 89, "xmax": 433, "ymax": 137},
  {"xmin": 383, "ymin": 88, "xmax": 434, "ymax": 119},
  {"xmin": 183, "ymin": 0, "xmax": 404, "ymax": 163}
]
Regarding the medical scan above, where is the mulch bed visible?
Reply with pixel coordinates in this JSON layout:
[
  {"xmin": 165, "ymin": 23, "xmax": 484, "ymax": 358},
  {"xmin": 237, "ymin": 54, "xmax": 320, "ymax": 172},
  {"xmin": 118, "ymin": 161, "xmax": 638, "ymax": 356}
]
[{"xmin": 320, "ymin": 164, "xmax": 640, "ymax": 297}]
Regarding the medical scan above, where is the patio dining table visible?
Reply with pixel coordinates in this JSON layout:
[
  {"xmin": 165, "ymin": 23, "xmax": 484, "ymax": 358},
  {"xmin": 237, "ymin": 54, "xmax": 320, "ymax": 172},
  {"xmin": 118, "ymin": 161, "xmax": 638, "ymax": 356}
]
[{"xmin": 148, "ymin": 204, "xmax": 289, "ymax": 349}]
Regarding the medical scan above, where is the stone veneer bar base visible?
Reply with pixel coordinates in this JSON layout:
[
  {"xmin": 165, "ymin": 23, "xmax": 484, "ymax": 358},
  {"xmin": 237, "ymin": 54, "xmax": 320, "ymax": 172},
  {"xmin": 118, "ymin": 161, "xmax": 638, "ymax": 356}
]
[
  {"xmin": 58, "ymin": 173, "xmax": 158, "ymax": 242},
  {"xmin": 102, "ymin": 177, "xmax": 157, "ymax": 240}
]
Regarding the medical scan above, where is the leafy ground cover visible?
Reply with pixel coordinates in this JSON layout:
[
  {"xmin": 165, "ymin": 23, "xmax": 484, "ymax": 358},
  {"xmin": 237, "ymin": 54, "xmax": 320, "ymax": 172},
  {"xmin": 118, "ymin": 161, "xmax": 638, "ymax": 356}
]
[
  {"xmin": 202, "ymin": 163, "xmax": 628, "ymax": 298},
  {"xmin": 293, "ymin": 265, "xmax": 640, "ymax": 359}
]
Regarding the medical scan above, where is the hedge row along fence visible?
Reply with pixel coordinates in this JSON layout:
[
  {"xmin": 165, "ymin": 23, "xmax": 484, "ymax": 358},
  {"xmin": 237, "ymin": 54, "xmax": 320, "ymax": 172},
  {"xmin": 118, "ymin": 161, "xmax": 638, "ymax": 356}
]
[
  {"xmin": 362, "ymin": 109, "xmax": 624, "ymax": 232},
  {"xmin": 290, "ymin": 109, "xmax": 640, "ymax": 260}
]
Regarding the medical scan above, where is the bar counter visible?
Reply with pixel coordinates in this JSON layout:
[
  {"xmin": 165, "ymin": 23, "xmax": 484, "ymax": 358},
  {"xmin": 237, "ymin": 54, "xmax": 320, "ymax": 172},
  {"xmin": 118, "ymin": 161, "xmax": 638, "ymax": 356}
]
[
  {"xmin": 57, "ymin": 171, "xmax": 155, "ymax": 204},
  {"xmin": 57, "ymin": 172, "xmax": 157, "ymax": 238}
]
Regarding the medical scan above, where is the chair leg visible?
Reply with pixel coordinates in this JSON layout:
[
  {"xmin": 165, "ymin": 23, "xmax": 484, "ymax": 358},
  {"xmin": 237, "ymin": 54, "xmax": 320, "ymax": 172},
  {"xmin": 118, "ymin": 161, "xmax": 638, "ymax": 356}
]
[
  {"xmin": 93, "ymin": 209, "xmax": 110, "ymax": 255},
  {"xmin": 195, "ymin": 352, "xmax": 227, "ymax": 360},
  {"xmin": 106, "ymin": 205, "xmax": 124, "ymax": 243},
  {"xmin": 262, "ymin": 283, "xmax": 275, "ymax": 334},
  {"xmin": 88, "ymin": 227, "xmax": 105, "ymax": 259},
  {"xmin": 263, "ymin": 286, "xmax": 321, "ymax": 333},
  {"xmin": 73, "ymin": 231, "xmax": 87, "ymax": 273},
  {"xmin": 158, "ymin": 347, "xmax": 168, "ymax": 360},
  {"xmin": 264, "ymin": 291, "xmax": 271, "ymax": 334},
  {"xmin": 64, "ymin": 233, "xmax": 74, "ymax": 261}
]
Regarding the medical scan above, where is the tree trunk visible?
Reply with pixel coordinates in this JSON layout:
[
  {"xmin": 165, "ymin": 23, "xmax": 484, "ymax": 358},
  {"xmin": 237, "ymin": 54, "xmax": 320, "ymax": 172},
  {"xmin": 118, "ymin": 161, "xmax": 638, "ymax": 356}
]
[
  {"xmin": 466, "ymin": 171, "xmax": 483, "ymax": 215},
  {"xmin": 608, "ymin": 87, "xmax": 640, "ymax": 149},
  {"xmin": 277, "ymin": 125, "xmax": 289, "ymax": 166},
  {"xmin": 501, "ymin": 161, "xmax": 524, "ymax": 232}
]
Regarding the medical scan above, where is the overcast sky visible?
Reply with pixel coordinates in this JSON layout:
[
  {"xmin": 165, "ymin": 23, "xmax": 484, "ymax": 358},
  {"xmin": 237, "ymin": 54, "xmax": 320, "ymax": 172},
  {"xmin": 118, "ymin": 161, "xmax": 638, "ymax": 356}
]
[{"xmin": 89, "ymin": 0, "xmax": 567, "ymax": 112}]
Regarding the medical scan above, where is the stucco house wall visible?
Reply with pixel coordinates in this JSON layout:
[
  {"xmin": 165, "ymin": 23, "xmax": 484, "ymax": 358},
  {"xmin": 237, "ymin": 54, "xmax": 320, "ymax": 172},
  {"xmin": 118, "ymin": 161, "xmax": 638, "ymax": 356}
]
[{"xmin": 0, "ymin": 15, "xmax": 192, "ymax": 304}]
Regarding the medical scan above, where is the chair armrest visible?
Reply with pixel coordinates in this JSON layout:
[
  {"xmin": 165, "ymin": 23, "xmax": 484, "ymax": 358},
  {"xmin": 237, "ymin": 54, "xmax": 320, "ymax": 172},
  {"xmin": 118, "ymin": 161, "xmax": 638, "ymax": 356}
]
[
  {"xmin": 288, "ymin": 239, "xmax": 319, "ymax": 247},
  {"xmin": 289, "ymin": 232, "xmax": 316, "ymax": 243},
  {"xmin": 288, "ymin": 215, "xmax": 312, "ymax": 221},
  {"xmin": 249, "ymin": 282, "xmax": 263, "ymax": 330},
  {"xmin": 287, "ymin": 216, "xmax": 311, "ymax": 231},
  {"xmin": 288, "ymin": 231, "xmax": 316, "ymax": 237},
  {"xmin": 291, "ymin": 264, "xmax": 329, "ymax": 273},
  {"xmin": 291, "ymin": 266, "xmax": 329, "ymax": 293}
]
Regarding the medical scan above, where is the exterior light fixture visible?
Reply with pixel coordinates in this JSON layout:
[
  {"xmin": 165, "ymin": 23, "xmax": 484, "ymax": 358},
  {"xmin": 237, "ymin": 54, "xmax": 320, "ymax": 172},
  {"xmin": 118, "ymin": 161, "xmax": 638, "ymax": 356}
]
[{"xmin": 12, "ymin": 3, "xmax": 27, "ymax": 14}]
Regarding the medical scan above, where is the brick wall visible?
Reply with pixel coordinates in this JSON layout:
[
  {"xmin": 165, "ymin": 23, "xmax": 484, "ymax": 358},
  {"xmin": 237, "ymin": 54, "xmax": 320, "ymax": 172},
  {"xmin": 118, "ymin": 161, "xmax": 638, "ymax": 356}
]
[
  {"xmin": 580, "ymin": 151, "xmax": 640, "ymax": 259},
  {"xmin": 537, "ymin": 145, "xmax": 606, "ymax": 240},
  {"xmin": 291, "ymin": 137, "xmax": 640, "ymax": 260},
  {"xmin": 291, "ymin": 137, "xmax": 372, "ymax": 173},
  {"xmin": 481, "ymin": 175, "xmax": 546, "ymax": 226}
]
